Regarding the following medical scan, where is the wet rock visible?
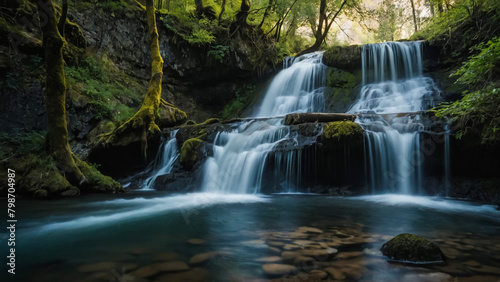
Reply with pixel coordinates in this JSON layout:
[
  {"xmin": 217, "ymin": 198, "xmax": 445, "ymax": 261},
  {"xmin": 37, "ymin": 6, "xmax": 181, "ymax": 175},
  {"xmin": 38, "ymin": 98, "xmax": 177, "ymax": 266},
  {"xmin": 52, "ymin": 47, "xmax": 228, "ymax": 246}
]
[
  {"xmin": 188, "ymin": 251, "xmax": 218, "ymax": 264},
  {"xmin": 337, "ymin": 251, "xmax": 363, "ymax": 260},
  {"xmin": 281, "ymin": 251, "xmax": 300, "ymax": 261},
  {"xmin": 262, "ymin": 264, "xmax": 298, "ymax": 276},
  {"xmin": 128, "ymin": 247, "xmax": 149, "ymax": 255},
  {"xmin": 153, "ymin": 252, "xmax": 180, "ymax": 262},
  {"xmin": 131, "ymin": 265, "xmax": 159, "ymax": 278},
  {"xmin": 187, "ymin": 238, "xmax": 205, "ymax": 245},
  {"xmin": 306, "ymin": 269, "xmax": 328, "ymax": 280},
  {"xmin": 324, "ymin": 267, "xmax": 346, "ymax": 280},
  {"xmin": 468, "ymin": 265, "xmax": 500, "ymax": 275},
  {"xmin": 300, "ymin": 248, "xmax": 338, "ymax": 259},
  {"xmin": 77, "ymin": 262, "xmax": 116, "ymax": 273},
  {"xmin": 154, "ymin": 267, "xmax": 209, "ymax": 282},
  {"xmin": 267, "ymin": 241, "xmax": 285, "ymax": 247},
  {"xmin": 153, "ymin": 261, "xmax": 189, "ymax": 272},
  {"xmin": 296, "ymin": 227, "xmax": 323, "ymax": 234},
  {"xmin": 256, "ymin": 256, "xmax": 282, "ymax": 263},
  {"xmin": 463, "ymin": 260, "xmax": 481, "ymax": 267},
  {"xmin": 380, "ymin": 233, "xmax": 446, "ymax": 264},
  {"xmin": 440, "ymin": 247, "xmax": 461, "ymax": 259},
  {"xmin": 242, "ymin": 240, "xmax": 267, "ymax": 248},
  {"xmin": 292, "ymin": 240, "xmax": 316, "ymax": 247},
  {"xmin": 401, "ymin": 272, "xmax": 453, "ymax": 282},
  {"xmin": 283, "ymin": 244, "xmax": 300, "ymax": 251},
  {"xmin": 268, "ymin": 247, "xmax": 281, "ymax": 254}
]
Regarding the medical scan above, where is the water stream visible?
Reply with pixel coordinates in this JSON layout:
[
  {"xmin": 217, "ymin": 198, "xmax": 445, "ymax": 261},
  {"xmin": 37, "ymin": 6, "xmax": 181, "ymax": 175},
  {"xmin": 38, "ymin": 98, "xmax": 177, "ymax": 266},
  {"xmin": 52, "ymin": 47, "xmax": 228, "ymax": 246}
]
[{"xmin": 348, "ymin": 41, "xmax": 443, "ymax": 194}]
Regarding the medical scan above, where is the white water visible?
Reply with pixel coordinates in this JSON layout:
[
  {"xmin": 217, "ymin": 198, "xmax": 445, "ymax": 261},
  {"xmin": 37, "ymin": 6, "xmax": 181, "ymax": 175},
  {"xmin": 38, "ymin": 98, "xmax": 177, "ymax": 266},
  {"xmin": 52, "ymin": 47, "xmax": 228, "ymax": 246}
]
[
  {"xmin": 349, "ymin": 41, "xmax": 441, "ymax": 194},
  {"xmin": 142, "ymin": 130, "xmax": 179, "ymax": 190},
  {"xmin": 201, "ymin": 52, "xmax": 327, "ymax": 194}
]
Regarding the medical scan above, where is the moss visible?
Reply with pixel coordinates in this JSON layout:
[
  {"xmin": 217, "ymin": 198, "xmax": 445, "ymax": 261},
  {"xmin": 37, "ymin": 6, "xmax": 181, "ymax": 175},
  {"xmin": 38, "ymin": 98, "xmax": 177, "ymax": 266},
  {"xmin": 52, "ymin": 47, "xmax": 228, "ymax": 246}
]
[
  {"xmin": 381, "ymin": 233, "xmax": 446, "ymax": 263},
  {"xmin": 326, "ymin": 67, "xmax": 357, "ymax": 88},
  {"xmin": 322, "ymin": 121, "xmax": 363, "ymax": 142},
  {"xmin": 323, "ymin": 45, "xmax": 362, "ymax": 71},
  {"xmin": 76, "ymin": 159, "xmax": 123, "ymax": 193},
  {"xmin": 180, "ymin": 138, "xmax": 203, "ymax": 170},
  {"xmin": 186, "ymin": 120, "xmax": 196, "ymax": 125},
  {"xmin": 201, "ymin": 118, "xmax": 220, "ymax": 125},
  {"xmin": 158, "ymin": 105, "xmax": 188, "ymax": 128}
]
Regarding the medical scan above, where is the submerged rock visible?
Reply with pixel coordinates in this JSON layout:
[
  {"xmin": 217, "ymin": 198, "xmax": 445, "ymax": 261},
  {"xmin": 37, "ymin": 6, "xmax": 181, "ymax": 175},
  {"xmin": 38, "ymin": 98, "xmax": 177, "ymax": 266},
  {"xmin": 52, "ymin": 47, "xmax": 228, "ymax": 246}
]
[
  {"xmin": 380, "ymin": 233, "xmax": 446, "ymax": 264},
  {"xmin": 262, "ymin": 263, "xmax": 298, "ymax": 276}
]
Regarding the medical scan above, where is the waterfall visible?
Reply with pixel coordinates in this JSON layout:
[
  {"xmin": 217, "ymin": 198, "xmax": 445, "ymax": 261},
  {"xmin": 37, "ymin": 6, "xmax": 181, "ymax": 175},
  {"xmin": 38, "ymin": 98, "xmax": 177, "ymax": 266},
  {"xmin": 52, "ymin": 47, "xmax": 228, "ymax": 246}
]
[
  {"xmin": 201, "ymin": 52, "xmax": 327, "ymax": 194},
  {"xmin": 142, "ymin": 130, "xmax": 179, "ymax": 190},
  {"xmin": 349, "ymin": 41, "xmax": 441, "ymax": 194}
]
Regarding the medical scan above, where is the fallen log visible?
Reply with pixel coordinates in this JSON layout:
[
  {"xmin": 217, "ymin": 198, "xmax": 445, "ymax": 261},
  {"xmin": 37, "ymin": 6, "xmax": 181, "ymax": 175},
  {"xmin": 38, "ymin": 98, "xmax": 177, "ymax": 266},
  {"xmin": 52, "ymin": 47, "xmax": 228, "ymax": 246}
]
[{"xmin": 285, "ymin": 113, "xmax": 357, "ymax": 125}]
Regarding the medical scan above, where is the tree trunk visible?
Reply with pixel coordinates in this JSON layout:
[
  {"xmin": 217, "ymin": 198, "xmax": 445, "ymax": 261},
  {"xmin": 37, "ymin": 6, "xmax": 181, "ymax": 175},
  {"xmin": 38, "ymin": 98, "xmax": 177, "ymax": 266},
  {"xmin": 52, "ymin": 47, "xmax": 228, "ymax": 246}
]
[
  {"xmin": 410, "ymin": 0, "xmax": 418, "ymax": 32},
  {"xmin": 258, "ymin": 0, "xmax": 274, "ymax": 29},
  {"xmin": 218, "ymin": 0, "xmax": 226, "ymax": 25},
  {"xmin": 96, "ymin": 0, "xmax": 187, "ymax": 160},
  {"xmin": 37, "ymin": 0, "xmax": 84, "ymax": 185},
  {"xmin": 236, "ymin": 0, "xmax": 250, "ymax": 26},
  {"xmin": 57, "ymin": 0, "xmax": 67, "ymax": 37},
  {"xmin": 297, "ymin": 0, "xmax": 347, "ymax": 56},
  {"xmin": 194, "ymin": 0, "xmax": 203, "ymax": 16}
]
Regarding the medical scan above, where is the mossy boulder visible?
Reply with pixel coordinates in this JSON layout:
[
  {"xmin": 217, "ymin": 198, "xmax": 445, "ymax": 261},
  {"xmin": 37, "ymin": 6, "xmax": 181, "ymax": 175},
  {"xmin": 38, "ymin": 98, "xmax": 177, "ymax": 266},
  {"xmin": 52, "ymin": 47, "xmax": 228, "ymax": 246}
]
[
  {"xmin": 381, "ymin": 233, "xmax": 446, "ymax": 264},
  {"xmin": 180, "ymin": 138, "xmax": 203, "ymax": 170},
  {"xmin": 322, "ymin": 121, "xmax": 363, "ymax": 145},
  {"xmin": 158, "ymin": 106, "xmax": 188, "ymax": 129}
]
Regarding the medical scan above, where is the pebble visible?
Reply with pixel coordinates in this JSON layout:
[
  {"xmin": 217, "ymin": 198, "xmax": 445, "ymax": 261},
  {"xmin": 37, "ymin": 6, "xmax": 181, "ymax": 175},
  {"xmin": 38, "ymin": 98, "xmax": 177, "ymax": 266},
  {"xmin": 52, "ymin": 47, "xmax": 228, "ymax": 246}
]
[
  {"xmin": 400, "ymin": 272, "xmax": 453, "ymax": 282},
  {"xmin": 262, "ymin": 264, "xmax": 298, "ymax": 276},
  {"xmin": 131, "ymin": 265, "xmax": 159, "ymax": 278},
  {"xmin": 282, "ymin": 251, "xmax": 300, "ymax": 261},
  {"xmin": 256, "ymin": 256, "xmax": 282, "ymax": 263},
  {"xmin": 324, "ymin": 267, "xmax": 346, "ymax": 280},
  {"xmin": 188, "ymin": 251, "xmax": 219, "ymax": 264},
  {"xmin": 154, "ymin": 267, "xmax": 208, "ymax": 282},
  {"xmin": 296, "ymin": 227, "xmax": 323, "ymax": 234},
  {"xmin": 153, "ymin": 252, "xmax": 180, "ymax": 262},
  {"xmin": 153, "ymin": 261, "xmax": 189, "ymax": 272},
  {"xmin": 77, "ymin": 262, "xmax": 117, "ymax": 273},
  {"xmin": 267, "ymin": 241, "xmax": 285, "ymax": 247},
  {"xmin": 337, "ymin": 251, "xmax": 363, "ymax": 260},
  {"xmin": 307, "ymin": 269, "xmax": 328, "ymax": 280},
  {"xmin": 187, "ymin": 238, "xmax": 205, "ymax": 245},
  {"xmin": 268, "ymin": 247, "xmax": 281, "ymax": 254},
  {"xmin": 283, "ymin": 244, "xmax": 300, "ymax": 251},
  {"xmin": 292, "ymin": 240, "xmax": 316, "ymax": 247},
  {"xmin": 300, "ymin": 248, "xmax": 338, "ymax": 257}
]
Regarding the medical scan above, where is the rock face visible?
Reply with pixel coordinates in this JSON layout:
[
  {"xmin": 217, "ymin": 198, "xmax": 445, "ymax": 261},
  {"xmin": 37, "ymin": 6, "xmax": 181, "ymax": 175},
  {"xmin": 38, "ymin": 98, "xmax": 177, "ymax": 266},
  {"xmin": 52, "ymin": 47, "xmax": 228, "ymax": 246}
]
[{"xmin": 380, "ymin": 233, "xmax": 446, "ymax": 264}]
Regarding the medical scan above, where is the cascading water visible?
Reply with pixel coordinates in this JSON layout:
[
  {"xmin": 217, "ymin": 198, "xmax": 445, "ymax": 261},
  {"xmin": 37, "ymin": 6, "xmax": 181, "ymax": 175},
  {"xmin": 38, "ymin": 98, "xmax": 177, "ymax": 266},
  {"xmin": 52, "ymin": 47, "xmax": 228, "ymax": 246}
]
[
  {"xmin": 142, "ymin": 129, "xmax": 179, "ymax": 190},
  {"xmin": 201, "ymin": 52, "xmax": 327, "ymax": 194},
  {"xmin": 348, "ymin": 41, "xmax": 441, "ymax": 194}
]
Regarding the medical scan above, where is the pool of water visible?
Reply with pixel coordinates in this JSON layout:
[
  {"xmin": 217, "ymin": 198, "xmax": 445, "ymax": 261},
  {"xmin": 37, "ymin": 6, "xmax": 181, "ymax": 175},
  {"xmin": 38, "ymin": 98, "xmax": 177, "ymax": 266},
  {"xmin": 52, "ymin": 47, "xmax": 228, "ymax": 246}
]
[{"xmin": 3, "ymin": 193, "xmax": 500, "ymax": 281}]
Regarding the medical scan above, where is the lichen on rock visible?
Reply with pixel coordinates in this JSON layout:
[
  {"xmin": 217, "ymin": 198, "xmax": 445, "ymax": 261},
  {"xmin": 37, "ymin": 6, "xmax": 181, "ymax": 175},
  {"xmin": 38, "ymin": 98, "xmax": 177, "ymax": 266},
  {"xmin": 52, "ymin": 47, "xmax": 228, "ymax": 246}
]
[{"xmin": 322, "ymin": 121, "xmax": 363, "ymax": 143}]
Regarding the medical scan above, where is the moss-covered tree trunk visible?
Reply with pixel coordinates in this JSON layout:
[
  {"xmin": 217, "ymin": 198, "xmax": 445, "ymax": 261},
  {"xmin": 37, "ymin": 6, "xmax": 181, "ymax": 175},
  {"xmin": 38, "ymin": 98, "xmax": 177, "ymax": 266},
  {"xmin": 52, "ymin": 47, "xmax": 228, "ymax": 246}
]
[
  {"xmin": 37, "ymin": 0, "xmax": 84, "ymax": 185},
  {"xmin": 96, "ymin": 0, "xmax": 188, "ymax": 160}
]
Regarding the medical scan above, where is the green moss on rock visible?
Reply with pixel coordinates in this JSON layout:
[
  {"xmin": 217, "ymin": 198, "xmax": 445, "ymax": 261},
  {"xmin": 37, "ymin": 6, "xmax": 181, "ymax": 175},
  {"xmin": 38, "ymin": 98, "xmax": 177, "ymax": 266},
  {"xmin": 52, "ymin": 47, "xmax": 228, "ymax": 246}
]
[
  {"xmin": 180, "ymin": 138, "xmax": 203, "ymax": 170},
  {"xmin": 158, "ymin": 106, "xmax": 188, "ymax": 128},
  {"xmin": 323, "ymin": 45, "xmax": 362, "ymax": 71},
  {"xmin": 381, "ymin": 233, "xmax": 446, "ymax": 263},
  {"xmin": 76, "ymin": 159, "xmax": 123, "ymax": 193},
  {"xmin": 322, "ymin": 121, "xmax": 363, "ymax": 143}
]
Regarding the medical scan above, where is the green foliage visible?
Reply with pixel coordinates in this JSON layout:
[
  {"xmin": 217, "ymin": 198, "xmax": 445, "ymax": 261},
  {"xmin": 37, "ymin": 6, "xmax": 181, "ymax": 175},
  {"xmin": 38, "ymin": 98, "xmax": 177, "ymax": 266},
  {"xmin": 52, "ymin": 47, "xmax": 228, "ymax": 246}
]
[
  {"xmin": 208, "ymin": 45, "xmax": 229, "ymax": 63},
  {"xmin": 434, "ymin": 37, "xmax": 500, "ymax": 143},
  {"xmin": 221, "ymin": 83, "xmax": 256, "ymax": 120},
  {"xmin": 65, "ymin": 56, "xmax": 142, "ymax": 122},
  {"xmin": 0, "ymin": 130, "xmax": 46, "ymax": 155},
  {"xmin": 95, "ymin": 0, "xmax": 131, "ymax": 11},
  {"xmin": 161, "ymin": 14, "xmax": 216, "ymax": 45}
]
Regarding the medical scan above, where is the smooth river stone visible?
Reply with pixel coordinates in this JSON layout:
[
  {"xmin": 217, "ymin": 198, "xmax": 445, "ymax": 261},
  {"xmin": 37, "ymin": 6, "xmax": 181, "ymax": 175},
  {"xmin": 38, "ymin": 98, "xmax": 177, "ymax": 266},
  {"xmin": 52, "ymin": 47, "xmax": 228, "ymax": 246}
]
[
  {"xmin": 324, "ymin": 267, "xmax": 346, "ymax": 280},
  {"xmin": 131, "ymin": 265, "xmax": 159, "ymax": 278},
  {"xmin": 268, "ymin": 247, "xmax": 281, "ymax": 254},
  {"xmin": 283, "ymin": 244, "xmax": 300, "ymax": 251},
  {"xmin": 153, "ymin": 252, "xmax": 180, "ymax": 262},
  {"xmin": 296, "ymin": 227, "xmax": 323, "ymax": 234},
  {"xmin": 77, "ymin": 262, "xmax": 117, "ymax": 273},
  {"xmin": 307, "ymin": 270, "xmax": 328, "ymax": 280},
  {"xmin": 154, "ymin": 267, "xmax": 208, "ymax": 282},
  {"xmin": 463, "ymin": 260, "xmax": 481, "ymax": 267},
  {"xmin": 153, "ymin": 261, "xmax": 189, "ymax": 272},
  {"xmin": 282, "ymin": 251, "xmax": 300, "ymax": 261},
  {"xmin": 127, "ymin": 247, "xmax": 149, "ymax": 255},
  {"xmin": 292, "ymin": 240, "xmax": 316, "ymax": 247},
  {"xmin": 440, "ymin": 247, "xmax": 461, "ymax": 259},
  {"xmin": 300, "ymin": 248, "xmax": 338, "ymax": 257},
  {"xmin": 256, "ymin": 256, "xmax": 282, "ymax": 263},
  {"xmin": 267, "ymin": 240, "xmax": 285, "ymax": 247},
  {"xmin": 401, "ymin": 272, "xmax": 453, "ymax": 282},
  {"xmin": 262, "ymin": 264, "xmax": 298, "ymax": 276},
  {"xmin": 187, "ymin": 238, "xmax": 205, "ymax": 245},
  {"xmin": 337, "ymin": 251, "xmax": 363, "ymax": 260},
  {"xmin": 188, "ymin": 251, "xmax": 218, "ymax": 264}
]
